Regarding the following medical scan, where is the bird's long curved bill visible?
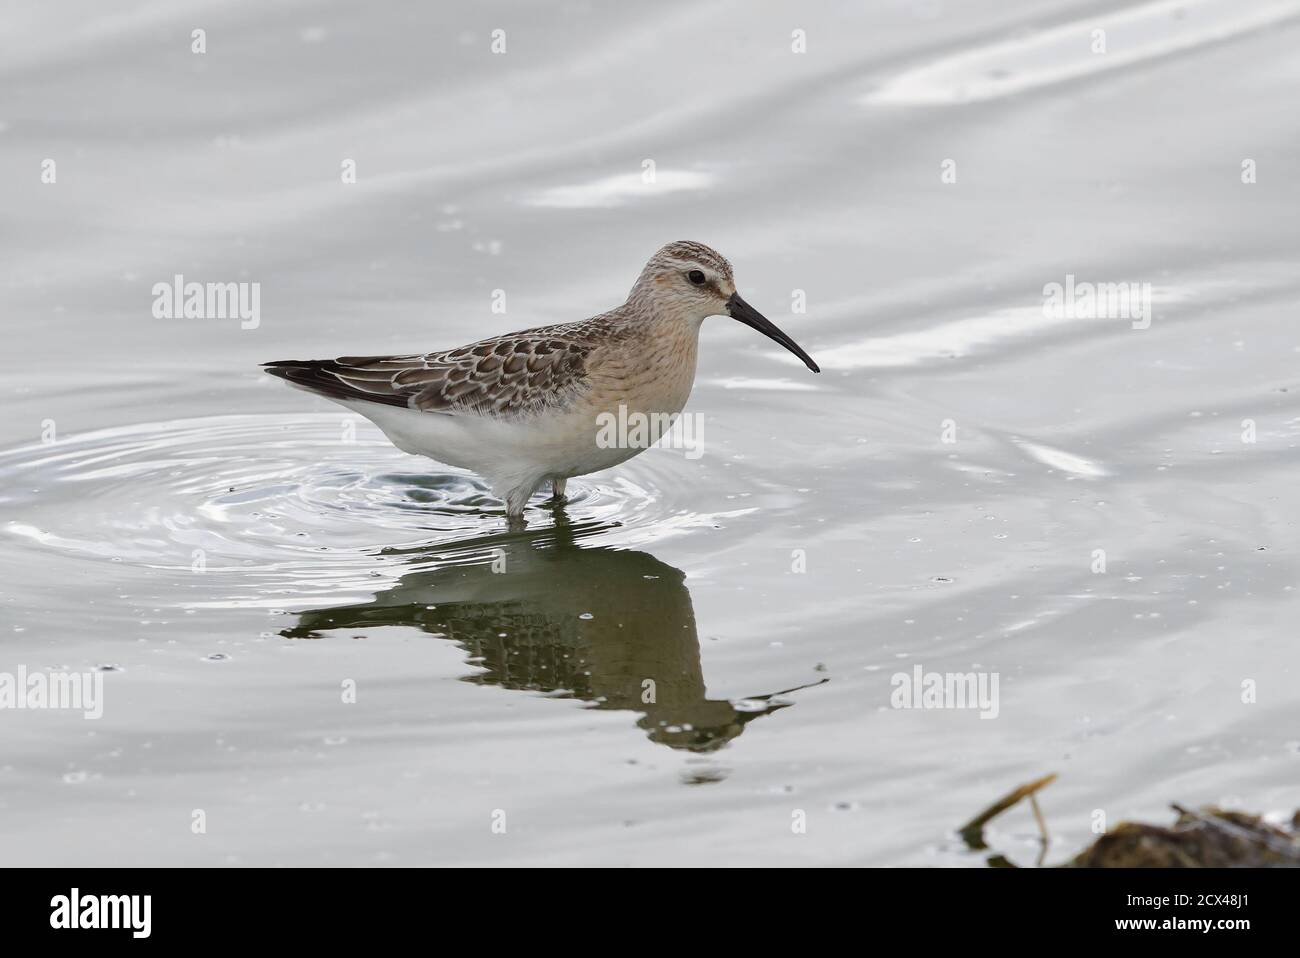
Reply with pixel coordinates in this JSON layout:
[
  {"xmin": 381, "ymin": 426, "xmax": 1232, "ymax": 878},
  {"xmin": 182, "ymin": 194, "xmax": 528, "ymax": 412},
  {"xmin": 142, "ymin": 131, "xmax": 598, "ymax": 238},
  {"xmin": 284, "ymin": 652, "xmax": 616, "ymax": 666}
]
[{"xmin": 726, "ymin": 293, "xmax": 820, "ymax": 373}]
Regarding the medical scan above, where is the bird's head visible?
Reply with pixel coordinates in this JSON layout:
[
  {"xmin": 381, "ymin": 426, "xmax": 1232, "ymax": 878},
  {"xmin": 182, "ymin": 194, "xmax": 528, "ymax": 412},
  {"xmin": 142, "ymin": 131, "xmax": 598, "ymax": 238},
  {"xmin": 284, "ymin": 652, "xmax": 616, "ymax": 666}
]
[{"xmin": 628, "ymin": 240, "xmax": 819, "ymax": 373}]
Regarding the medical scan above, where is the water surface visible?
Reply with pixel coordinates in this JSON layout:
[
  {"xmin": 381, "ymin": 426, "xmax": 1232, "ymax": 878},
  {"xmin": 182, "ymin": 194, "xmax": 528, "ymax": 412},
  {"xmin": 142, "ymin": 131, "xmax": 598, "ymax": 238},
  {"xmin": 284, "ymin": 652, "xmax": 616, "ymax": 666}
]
[{"xmin": 2, "ymin": 0, "xmax": 1299, "ymax": 866}]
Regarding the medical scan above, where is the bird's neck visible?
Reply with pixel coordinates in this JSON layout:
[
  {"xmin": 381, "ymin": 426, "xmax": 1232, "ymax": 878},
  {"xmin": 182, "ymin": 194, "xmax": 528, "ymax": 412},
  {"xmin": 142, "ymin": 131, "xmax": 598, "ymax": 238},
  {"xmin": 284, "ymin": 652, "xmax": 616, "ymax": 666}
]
[
  {"xmin": 641, "ymin": 314, "xmax": 701, "ymax": 411},
  {"xmin": 593, "ymin": 306, "xmax": 701, "ymax": 417}
]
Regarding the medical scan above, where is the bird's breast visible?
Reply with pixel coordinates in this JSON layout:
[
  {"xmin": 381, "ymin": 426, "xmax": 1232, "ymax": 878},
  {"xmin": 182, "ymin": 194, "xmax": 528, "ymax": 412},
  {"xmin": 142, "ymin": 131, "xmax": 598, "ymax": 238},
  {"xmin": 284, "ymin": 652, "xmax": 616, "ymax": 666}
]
[{"xmin": 585, "ymin": 322, "xmax": 700, "ymax": 420}]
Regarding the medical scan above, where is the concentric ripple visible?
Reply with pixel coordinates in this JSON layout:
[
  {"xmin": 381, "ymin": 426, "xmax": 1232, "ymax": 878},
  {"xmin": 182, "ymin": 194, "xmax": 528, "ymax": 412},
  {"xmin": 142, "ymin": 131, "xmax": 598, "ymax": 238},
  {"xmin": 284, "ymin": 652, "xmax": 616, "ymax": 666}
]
[{"xmin": 0, "ymin": 414, "xmax": 745, "ymax": 605}]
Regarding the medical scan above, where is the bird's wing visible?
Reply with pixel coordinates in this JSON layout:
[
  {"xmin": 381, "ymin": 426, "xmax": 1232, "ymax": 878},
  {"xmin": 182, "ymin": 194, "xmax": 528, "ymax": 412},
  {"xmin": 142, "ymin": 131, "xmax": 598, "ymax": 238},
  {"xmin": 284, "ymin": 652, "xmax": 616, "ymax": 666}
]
[{"xmin": 264, "ymin": 331, "xmax": 595, "ymax": 418}]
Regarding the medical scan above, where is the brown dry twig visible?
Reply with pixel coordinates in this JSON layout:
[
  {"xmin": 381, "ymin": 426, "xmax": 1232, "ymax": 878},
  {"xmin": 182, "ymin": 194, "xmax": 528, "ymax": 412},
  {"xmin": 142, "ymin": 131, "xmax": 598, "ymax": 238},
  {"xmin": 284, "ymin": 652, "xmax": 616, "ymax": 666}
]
[{"xmin": 958, "ymin": 772, "xmax": 1058, "ymax": 850}]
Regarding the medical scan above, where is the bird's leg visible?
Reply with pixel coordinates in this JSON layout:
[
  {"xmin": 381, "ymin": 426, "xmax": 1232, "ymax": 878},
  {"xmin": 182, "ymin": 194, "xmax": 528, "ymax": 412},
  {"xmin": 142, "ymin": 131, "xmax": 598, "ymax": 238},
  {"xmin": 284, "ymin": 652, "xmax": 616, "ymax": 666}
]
[
  {"xmin": 502, "ymin": 478, "xmax": 544, "ymax": 527},
  {"xmin": 551, "ymin": 478, "xmax": 567, "ymax": 502}
]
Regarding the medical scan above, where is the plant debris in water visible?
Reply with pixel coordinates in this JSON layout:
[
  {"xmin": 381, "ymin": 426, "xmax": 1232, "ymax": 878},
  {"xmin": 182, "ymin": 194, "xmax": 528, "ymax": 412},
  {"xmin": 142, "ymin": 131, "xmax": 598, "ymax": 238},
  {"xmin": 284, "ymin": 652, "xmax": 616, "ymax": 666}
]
[
  {"xmin": 959, "ymin": 774, "xmax": 1300, "ymax": 867},
  {"xmin": 1068, "ymin": 805, "xmax": 1300, "ymax": 868}
]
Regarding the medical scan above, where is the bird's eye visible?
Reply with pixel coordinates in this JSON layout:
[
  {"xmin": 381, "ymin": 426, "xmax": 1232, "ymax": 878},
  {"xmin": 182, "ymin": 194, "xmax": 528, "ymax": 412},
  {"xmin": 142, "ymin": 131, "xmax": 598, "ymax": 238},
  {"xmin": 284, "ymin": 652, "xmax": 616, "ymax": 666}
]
[{"xmin": 686, "ymin": 269, "xmax": 707, "ymax": 286}]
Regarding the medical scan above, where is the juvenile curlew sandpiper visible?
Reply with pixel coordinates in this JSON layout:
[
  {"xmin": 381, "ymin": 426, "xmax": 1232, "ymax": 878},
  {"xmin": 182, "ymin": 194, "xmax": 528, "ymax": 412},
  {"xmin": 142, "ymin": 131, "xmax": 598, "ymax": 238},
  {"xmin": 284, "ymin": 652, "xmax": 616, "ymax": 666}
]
[{"xmin": 264, "ymin": 241, "xmax": 819, "ymax": 522}]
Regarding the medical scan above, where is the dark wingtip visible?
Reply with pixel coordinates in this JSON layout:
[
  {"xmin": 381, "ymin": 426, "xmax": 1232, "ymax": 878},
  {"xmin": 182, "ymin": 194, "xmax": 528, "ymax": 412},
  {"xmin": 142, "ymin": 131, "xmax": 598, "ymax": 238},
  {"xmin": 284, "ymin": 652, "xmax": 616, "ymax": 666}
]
[
  {"xmin": 262, "ymin": 360, "xmax": 326, "ymax": 388},
  {"xmin": 261, "ymin": 361, "xmax": 301, "ymax": 382},
  {"xmin": 259, "ymin": 358, "xmax": 410, "ymax": 408}
]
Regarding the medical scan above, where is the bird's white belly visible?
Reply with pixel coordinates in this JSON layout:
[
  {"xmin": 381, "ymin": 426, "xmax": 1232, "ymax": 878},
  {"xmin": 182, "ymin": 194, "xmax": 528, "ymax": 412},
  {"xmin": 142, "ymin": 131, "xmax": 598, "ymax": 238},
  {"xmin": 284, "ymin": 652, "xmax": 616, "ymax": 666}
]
[{"xmin": 343, "ymin": 400, "xmax": 657, "ymax": 486}]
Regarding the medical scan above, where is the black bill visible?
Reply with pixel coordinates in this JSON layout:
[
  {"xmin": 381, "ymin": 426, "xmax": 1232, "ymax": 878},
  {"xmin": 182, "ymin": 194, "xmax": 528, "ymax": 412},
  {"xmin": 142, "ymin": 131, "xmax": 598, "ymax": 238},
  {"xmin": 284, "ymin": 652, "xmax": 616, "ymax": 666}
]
[{"xmin": 726, "ymin": 293, "xmax": 820, "ymax": 373}]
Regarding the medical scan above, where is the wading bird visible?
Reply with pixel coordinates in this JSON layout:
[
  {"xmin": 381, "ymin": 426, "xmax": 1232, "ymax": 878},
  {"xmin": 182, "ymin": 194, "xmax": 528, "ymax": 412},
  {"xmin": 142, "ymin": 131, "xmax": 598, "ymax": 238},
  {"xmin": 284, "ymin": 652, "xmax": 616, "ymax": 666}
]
[{"xmin": 264, "ymin": 241, "xmax": 819, "ymax": 522}]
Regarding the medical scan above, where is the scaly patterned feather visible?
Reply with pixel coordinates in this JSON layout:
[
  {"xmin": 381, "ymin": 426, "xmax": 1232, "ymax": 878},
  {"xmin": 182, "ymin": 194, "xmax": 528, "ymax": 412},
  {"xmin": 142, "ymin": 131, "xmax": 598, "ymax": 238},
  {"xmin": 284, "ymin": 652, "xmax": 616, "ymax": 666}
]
[{"xmin": 263, "ymin": 315, "xmax": 627, "ymax": 419}]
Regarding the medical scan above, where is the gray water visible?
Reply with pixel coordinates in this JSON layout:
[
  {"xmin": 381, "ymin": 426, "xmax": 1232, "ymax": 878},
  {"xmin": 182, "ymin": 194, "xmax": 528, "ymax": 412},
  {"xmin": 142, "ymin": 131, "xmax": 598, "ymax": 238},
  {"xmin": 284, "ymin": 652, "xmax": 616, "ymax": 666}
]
[{"xmin": 2, "ymin": 0, "xmax": 1299, "ymax": 866}]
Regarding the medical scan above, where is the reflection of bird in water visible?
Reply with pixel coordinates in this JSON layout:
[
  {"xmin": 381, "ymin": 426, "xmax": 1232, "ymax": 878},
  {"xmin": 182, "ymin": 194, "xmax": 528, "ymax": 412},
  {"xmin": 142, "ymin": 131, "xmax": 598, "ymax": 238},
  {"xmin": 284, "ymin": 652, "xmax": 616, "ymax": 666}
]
[{"xmin": 281, "ymin": 521, "xmax": 824, "ymax": 752}]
